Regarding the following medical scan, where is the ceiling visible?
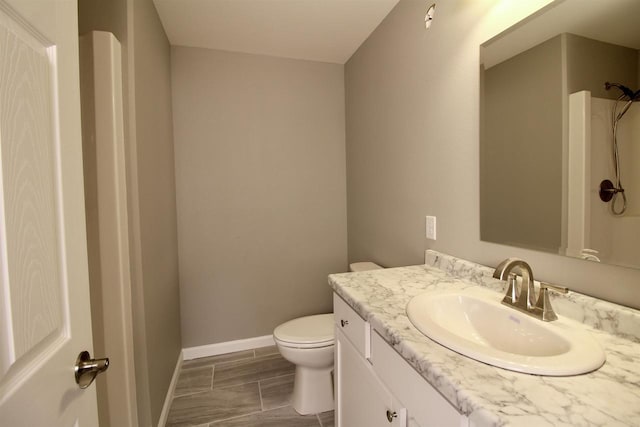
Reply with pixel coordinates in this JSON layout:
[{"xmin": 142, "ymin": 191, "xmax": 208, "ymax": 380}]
[
  {"xmin": 482, "ymin": 0, "xmax": 640, "ymax": 69},
  {"xmin": 152, "ymin": 0, "xmax": 400, "ymax": 64}
]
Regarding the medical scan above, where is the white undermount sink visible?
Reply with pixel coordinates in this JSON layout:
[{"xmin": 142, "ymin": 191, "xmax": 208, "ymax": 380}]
[{"xmin": 406, "ymin": 288, "xmax": 605, "ymax": 376}]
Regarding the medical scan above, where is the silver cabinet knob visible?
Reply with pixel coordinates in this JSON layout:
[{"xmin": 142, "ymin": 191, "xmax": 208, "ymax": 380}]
[
  {"xmin": 340, "ymin": 319, "xmax": 349, "ymax": 327},
  {"xmin": 386, "ymin": 410, "xmax": 397, "ymax": 422},
  {"xmin": 75, "ymin": 351, "xmax": 109, "ymax": 389}
]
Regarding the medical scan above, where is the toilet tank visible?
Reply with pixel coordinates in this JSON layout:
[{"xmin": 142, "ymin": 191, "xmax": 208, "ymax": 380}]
[{"xmin": 349, "ymin": 262, "xmax": 383, "ymax": 272}]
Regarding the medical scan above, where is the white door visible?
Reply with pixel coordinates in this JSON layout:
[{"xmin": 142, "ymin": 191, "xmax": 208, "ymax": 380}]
[{"xmin": 0, "ymin": 0, "xmax": 100, "ymax": 425}]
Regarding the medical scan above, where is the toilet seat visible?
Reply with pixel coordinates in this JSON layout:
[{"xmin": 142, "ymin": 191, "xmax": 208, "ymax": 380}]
[{"xmin": 274, "ymin": 313, "xmax": 334, "ymax": 349}]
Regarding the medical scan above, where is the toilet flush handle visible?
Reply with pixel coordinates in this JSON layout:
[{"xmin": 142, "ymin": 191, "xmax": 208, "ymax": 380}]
[{"xmin": 340, "ymin": 319, "xmax": 349, "ymax": 327}]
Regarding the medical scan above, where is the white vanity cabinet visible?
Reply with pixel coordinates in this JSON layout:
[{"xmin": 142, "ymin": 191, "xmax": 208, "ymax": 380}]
[
  {"xmin": 335, "ymin": 327, "xmax": 406, "ymax": 426},
  {"xmin": 334, "ymin": 293, "xmax": 404, "ymax": 426},
  {"xmin": 334, "ymin": 293, "xmax": 468, "ymax": 427}
]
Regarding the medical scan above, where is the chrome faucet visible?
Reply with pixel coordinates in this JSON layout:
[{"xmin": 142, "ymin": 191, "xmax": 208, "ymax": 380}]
[{"xmin": 493, "ymin": 258, "xmax": 568, "ymax": 321}]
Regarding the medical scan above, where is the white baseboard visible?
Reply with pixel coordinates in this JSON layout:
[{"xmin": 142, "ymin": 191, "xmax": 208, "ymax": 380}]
[
  {"xmin": 157, "ymin": 350, "xmax": 183, "ymax": 427},
  {"xmin": 182, "ymin": 334, "xmax": 275, "ymax": 360}
]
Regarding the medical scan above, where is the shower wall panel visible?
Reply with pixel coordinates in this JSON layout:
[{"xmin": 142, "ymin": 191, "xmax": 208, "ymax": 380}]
[{"xmin": 583, "ymin": 96, "xmax": 640, "ymax": 267}]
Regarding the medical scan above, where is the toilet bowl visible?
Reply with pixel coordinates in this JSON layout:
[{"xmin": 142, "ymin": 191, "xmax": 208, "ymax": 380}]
[
  {"xmin": 274, "ymin": 314, "xmax": 335, "ymax": 415},
  {"xmin": 273, "ymin": 261, "xmax": 383, "ymax": 415}
]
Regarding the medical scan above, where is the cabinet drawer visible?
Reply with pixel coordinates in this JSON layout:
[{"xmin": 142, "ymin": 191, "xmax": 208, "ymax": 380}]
[
  {"xmin": 371, "ymin": 332, "xmax": 464, "ymax": 427},
  {"xmin": 333, "ymin": 293, "xmax": 369, "ymax": 358}
]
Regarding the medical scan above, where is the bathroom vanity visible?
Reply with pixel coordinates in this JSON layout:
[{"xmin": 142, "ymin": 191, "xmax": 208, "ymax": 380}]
[
  {"xmin": 329, "ymin": 251, "xmax": 640, "ymax": 427},
  {"xmin": 334, "ymin": 294, "xmax": 463, "ymax": 426}
]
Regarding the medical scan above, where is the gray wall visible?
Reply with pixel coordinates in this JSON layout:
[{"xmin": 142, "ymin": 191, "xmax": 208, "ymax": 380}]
[
  {"xmin": 481, "ymin": 36, "xmax": 563, "ymax": 252},
  {"xmin": 131, "ymin": 0, "xmax": 182, "ymax": 424},
  {"xmin": 346, "ymin": 0, "xmax": 640, "ymax": 309},
  {"xmin": 78, "ymin": 0, "xmax": 127, "ymax": 42},
  {"xmin": 78, "ymin": 0, "xmax": 182, "ymax": 425},
  {"xmin": 565, "ymin": 33, "xmax": 639, "ymax": 99},
  {"xmin": 171, "ymin": 47, "xmax": 347, "ymax": 347}
]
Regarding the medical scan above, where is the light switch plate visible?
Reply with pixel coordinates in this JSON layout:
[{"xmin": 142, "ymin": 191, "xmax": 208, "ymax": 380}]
[{"xmin": 426, "ymin": 216, "xmax": 436, "ymax": 240}]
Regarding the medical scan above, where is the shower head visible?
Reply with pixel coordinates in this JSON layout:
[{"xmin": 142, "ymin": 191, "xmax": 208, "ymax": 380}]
[{"xmin": 605, "ymin": 82, "xmax": 635, "ymax": 99}]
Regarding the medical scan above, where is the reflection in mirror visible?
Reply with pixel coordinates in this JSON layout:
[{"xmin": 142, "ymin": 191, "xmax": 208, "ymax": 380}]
[{"xmin": 480, "ymin": 0, "xmax": 640, "ymax": 269}]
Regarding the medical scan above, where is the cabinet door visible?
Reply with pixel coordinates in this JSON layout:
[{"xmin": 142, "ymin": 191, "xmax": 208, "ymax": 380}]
[
  {"xmin": 371, "ymin": 332, "xmax": 465, "ymax": 427},
  {"xmin": 335, "ymin": 329, "xmax": 405, "ymax": 427}
]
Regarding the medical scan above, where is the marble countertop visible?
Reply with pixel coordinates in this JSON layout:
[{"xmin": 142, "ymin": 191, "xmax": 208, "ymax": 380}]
[{"xmin": 328, "ymin": 251, "xmax": 640, "ymax": 427}]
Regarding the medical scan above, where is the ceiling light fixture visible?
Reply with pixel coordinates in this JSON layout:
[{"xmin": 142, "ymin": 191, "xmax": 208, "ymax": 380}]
[{"xmin": 425, "ymin": 3, "xmax": 436, "ymax": 29}]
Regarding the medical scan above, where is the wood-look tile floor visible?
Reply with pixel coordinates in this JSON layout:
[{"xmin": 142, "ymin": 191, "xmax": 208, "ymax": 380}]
[{"xmin": 166, "ymin": 346, "xmax": 335, "ymax": 427}]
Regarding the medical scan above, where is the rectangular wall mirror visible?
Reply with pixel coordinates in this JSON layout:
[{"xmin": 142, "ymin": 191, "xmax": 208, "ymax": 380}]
[{"xmin": 480, "ymin": 0, "xmax": 640, "ymax": 269}]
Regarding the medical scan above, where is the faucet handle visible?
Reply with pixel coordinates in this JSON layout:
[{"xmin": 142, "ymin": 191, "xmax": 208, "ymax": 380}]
[
  {"xmin": 535, "ymin": 283, "xmax": 569, "ymax": 321},
  {"xmin": 540, "ymin": 282, "xmax": 568, "ymax": 294}
]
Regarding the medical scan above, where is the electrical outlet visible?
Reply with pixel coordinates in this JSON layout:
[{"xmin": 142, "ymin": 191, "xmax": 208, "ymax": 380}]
[{"xmin": 425, "ymin": 216, "xmax": 437, "ymax": 240}]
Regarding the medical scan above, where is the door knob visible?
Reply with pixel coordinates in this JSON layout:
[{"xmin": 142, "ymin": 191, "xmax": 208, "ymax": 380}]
[
  {"xmin": 75, "ymin": 351, "xmax": 109, "ymax": 389},
  {"xmin": 386, "ymin": 410, "xmax": 397, "ymax": 422}
]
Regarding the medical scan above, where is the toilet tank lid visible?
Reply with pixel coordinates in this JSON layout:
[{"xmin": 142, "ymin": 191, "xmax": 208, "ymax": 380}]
[
  {"xmin": 349, "ymin": 261, "xmax": 383, "ymax": 272},
  {"xmin": 274, "ymin": 313, "xmax": 334, "ymax": 345}
]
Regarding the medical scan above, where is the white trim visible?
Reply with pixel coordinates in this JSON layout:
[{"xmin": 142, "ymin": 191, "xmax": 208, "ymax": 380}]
[
  {"xmin": 80, "ymin": 31, "xmax": 138, "ymax": 427},
  {"xmin": 182, "ymin": 335, "xmax": 275, "ymax": 360},
  {"xmin": 157, "ymin": 351, "xmax": 183, "ymax": 427}
]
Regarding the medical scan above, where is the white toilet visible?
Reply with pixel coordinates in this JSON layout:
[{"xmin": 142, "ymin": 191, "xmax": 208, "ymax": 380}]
[{"xmin": 273, "ymin": 261, "xmax": 383, "ymax": 415}]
